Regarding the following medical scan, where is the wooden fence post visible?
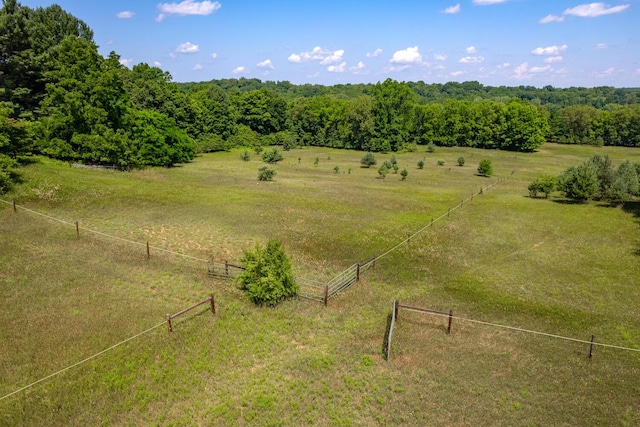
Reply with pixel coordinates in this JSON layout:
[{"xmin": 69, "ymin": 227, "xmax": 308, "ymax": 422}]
[
  {"xmin": 356, "ymin": 263, "xmax": 361, "ymax": 281},
  {"xmin": 447, "ymin": 208, "xmax": 451, "ymax": 218},
  {"xmin": 323, "ymin": 285, "xmax": 329, "ymax": 306},
  {"xmin": 146, "ymin": 241, "xmax": 150, "ymax": 259},
  {"xmin": 225, "ymin": 261, "xmax": 229, "ymax": 276},
  {"xmin": 75, "ymin": 221, "xmax": 79, "ymax": 239},
  {"xmin": 589, "ymin": 335, "xmax": 595, "ymax": 358},
  {"xmin": 13, "ymin": 200, "xmax": 17, "ymax": 212},
  {"xmin": 447, "ymin": 310, "xmax": 453, "ymax": 334},
  {"xmin": 210, "ymin": 294, "xmax": 216, "ymax": 314},
  {"xmin": 394, "ymin": 299, "xmax": 399, "ymax": 319},
  {"xmin": 166, "ymin": 314, "xmax": 173, "ymax": 333}
]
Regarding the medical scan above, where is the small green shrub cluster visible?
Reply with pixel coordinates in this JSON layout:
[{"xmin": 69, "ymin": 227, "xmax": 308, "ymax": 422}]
[
  {"xmin": 237, "ymin": 240, "xmax": 298, "ymax": 306},
  {"xmin": 257, "ymin": 166, "xmax": 276, "ymax": 181},
  {"xmin": 360, "ymin": 152, "xmax": 377, "ymax": 168},
  {"xmin": 261, "ymin": 148, "xmax": 284, "ymax": 163},
  {"xmin": 477, "ymin": 159, "xmax": 493, "ymax": 176}
]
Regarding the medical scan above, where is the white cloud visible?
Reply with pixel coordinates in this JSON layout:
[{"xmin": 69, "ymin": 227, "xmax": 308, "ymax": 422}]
[
  {"xmin": 466, "ymin": 46, "xmax": 477, "ymax": 54},
  {"xmin": 530, "ymin": 65, "xmax": 552, "ymax": 73},
  {"xmin": 366, "ymin": 48, "xmax": 382, "ymax": 58},
  {"xmin": 119, "ymin": 58, "xmax": 133, "ymax": 67},
  {"xmin": 175, "ymin": 42, "xmax": 199, "ymax": 53},
  {"xmin": 257, "ymin": 59, "xmax": 274, "ymax": 69},
  {"xmin": 598, "ymin": 67, "xmax": 615, "ymax": 76},
  {"xmin": 459, "ymin": 56, "xmax": 484, "ymax": 64},
  {"xmin": 211, "ymin": 52, "xmax": 218, "ymax": 59},
  {"xmin": 539, "ymin": 14, "xmax": 565, "ymax": 23},
  {"xmin": 443, "ymin": 3, "xmax": 461, "ymax": 14},
  {"xmin": 320, "ymin": 49, "xmax": 344, "ymax": 65},
  {"xmin": 287, "ymin": 46, "xmax": 345, "ymax": 65},
  {"xmin": 349, "ymin": 61, "xmax": 367, "ymax": 74},
  {"xmin": 596, "ymin": 43, "xmax": 608, "ymax": 49},
  {"xmin": 473, "ymin": 0, "xmax": 508, "ymax": 4},
  {"xmin": 497, "ymin": 62, "xmax": 510, "ymax": 68},
  {"xmin": 154, "ymin": 61, "xmax": 162, "ymax": 67},
  {"xmin": 532, "ymin": 44, "xmax": 568, "ymax": 55},
  {"xmin": 327, "ymin": 62, "xmax": 346, "ymax": 73},
  {"xmin": 157, "ymin": 0, "xmax": 221, "ymax": 21},
  {"xmin": 564, "ymin": 3, "xmax": 630, "ymax": 18},
  {"xmin": 390, "ymin": 46, "xmax": 422, "ymax": 64},
  {"xmin": 117, "ymin": 11, "xmax": 134, "ymax": 19},
  {"xmin": 434, "ymin": 54, "xmax": 447, "ymax": 61},
  {"xmin": 192, "ymin": 64, "xmax": 203, "ymax": 71},
  {"xmin": 451, "ymin": 71, "xmax": 465, "ymax": 76},
  {"xmin": 232, "ymin": 66, "xmax": 245, "ymax": 74},
  {"xmin": 544, "ymin": 56, "xmax": 563, "ymax": 63},
  {"xmin": 169, "ymin": 52, "xmax": 176, "ymax": 59},
  {"xmin": 636, "ymin": 68, "xmax": 640, "ymax": 75},
  {"xmin": 512, "ymin": 62, "xmax": 531, "ymax": 79}
]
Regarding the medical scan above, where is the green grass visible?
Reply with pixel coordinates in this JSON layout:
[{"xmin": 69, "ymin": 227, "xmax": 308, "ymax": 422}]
[{"xmin": 1, "ymin": 143, "xmax": 639, "ymax": 426}]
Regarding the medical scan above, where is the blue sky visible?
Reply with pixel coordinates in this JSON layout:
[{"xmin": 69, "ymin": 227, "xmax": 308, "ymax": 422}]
[{"xmin": 22, "ymin": 0, "xmax": 640, "ymax": 87}]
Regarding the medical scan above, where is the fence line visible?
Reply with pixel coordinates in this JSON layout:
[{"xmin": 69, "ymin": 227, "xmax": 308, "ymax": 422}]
[
  {"xmin": 166, "ymin": 295, "xmax": 216, "ymax": 333},
  {"xmin": 0, "ymin": 321, "xmax": 167, "ymax": 402},
  {"xmin": 387, "ymin": 301, "xmax": 640, "ymax": 361},
  {"xmin": 1, "ymin": 174, "xmax": 510, "ymax": 306}
]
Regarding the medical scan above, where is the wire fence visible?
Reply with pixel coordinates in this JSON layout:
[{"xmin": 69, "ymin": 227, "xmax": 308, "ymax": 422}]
[
  {"xmin": 385, "ymin": 300, "xmax": 640, "ymax": 362},
  {"xmin": 1, "ymin": 174, "xmax": 511, "ymax": 306}
]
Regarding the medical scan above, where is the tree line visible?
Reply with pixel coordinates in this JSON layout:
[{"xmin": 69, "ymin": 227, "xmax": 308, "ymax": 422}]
[{"xmin": 1, "ymin": 1, "xmax": 639, "ymax": 194}]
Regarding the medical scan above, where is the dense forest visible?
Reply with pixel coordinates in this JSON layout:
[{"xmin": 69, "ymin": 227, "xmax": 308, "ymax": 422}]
[{"xmin": 1, "ymin": 0, "xmax": 639, "ymax": 193}]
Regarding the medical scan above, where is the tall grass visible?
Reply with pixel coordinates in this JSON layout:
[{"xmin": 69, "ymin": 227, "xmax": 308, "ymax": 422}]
[{"xmin": 1, "ymin": 144, "xmax": 639, "ymax": 425}]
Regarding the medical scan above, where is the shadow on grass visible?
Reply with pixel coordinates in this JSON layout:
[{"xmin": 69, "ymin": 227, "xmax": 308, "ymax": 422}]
[
  {"xmin": 551, "ymin": 198, "xmax": 586, "ymax": 205},
  {"xmin": 622, "ymin": 201, "xmax": 640, "ymax": 219}
]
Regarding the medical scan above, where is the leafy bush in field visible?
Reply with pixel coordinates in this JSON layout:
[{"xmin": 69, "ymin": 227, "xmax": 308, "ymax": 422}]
[
  {"xmin": 360, "ymin": 152, "xmax": 377, "ymax": 168},
  {"xmin": 417, "ymin": 160, "xmax": 424, "ymax": 169},
  {"xmin": 457, "ymin": 156, "xmax": 465, "ymax": 166},
  {"xmin": 400, "ymin": 169, "xmax": 408, "ymax": 180},
  {"xmin": 528, "ymin": 174, "xmax": 557, "ymax": 198},
  {"xmin": 237, "ymin": 240, "xmax": 298, "ymax": 306},
  {"xmin": 261, "ymin": 147, "xmax": 283, "ymax": 163},
  {"xmin": 437, "ymin": 159, "xmax": 445, "ymax": 166},
  {"xmin": 426, "ymin": 142, "xmax": 436, "ymax": 153},
  {"xmin": 0, "ymin": 155, "xmax": 20, "ymax": 194},
  {"xmin": 240, "ymin": 150, "xmax": 251, "ymax": 161},
  {"xmin": 558, "ymin": 163, "xmax": 598, "ymax": 202},
  {"xmin": 334, "ymin": 166, "xmax": 340, "ymax": 174},
  {"xmin": 257, "ymin": 166, "xmax": 276, "ymax": 181},
  {"xmin": 378, "ymin": 164, "xmax": 389, "ymax": 179},
  {"xmin": 478, "ymin": 159, "xmax": 493, "ymax": 176}
]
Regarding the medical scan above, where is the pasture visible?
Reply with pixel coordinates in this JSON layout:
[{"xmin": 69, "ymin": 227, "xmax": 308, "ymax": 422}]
[{"xmin": 1, "ymin": 144, "xmax": 639, "ymax": 426}]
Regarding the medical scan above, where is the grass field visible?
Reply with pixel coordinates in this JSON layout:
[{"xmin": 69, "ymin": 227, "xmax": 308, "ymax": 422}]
[{"xmin": 1, "ymin": 144, "xmax": 639, "ymax": 426}]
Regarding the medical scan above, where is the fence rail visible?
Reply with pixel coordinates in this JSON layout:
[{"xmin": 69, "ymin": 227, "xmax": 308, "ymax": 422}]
[{"xmin": 166, "ymin": 295, "xmax": 216, "ymax": 333}]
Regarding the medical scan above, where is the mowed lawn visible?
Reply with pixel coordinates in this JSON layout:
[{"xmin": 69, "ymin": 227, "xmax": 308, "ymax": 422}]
[{"xmin": 1, "ymin": 144, "xmax": 639, "ymax": 426}]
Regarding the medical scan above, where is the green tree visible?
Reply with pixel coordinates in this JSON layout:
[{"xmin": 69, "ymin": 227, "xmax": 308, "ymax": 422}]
[
  {"xmin": 370, "ymin": 78, "xmax": 416, "ymax": 152},
  {"xmin": 478, "ymin": 159, "xmax": 493, "ymax": 176},
  {"xmin": 360, "ymin": 152, "xmax": 377, "ymax": 168},
  {"xmin": 400, "ymin": 168, "xmax": 408, "ymax": 180},
  {"xmin": 558, "ymin": 162, "xmax": 599, "ymax": 202},
  {"xmin": 457, "ymin": 156, "xmax": 465, "ymax": 166},
  {"xmin": 417, "ymin": 160, "xmax": 424, "ymax": 169},
  {"xmin": 257, "ymin": 165, "xmax": 276, "ymax": 181},
  {"xmin": 261, "ymin": 147, "xmax": 283, "ymax": 163},
  {"xmin": 606, "ymin": 160, "xmax": 639, "ymax": 204},
  {"xmin": 378, "ymin": 163, "xmax": 389, "ymax": 179},
  {"xmin": 237, "ymin": 240, "xmax": 298, "ymax": 306},
  {"xmin": 240, "ymin": 150, "xmax": 250, "ymax": 161}
]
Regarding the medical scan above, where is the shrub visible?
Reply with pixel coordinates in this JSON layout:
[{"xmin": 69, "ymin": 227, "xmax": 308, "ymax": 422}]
[
  {"xmin": 390, "ymin": 155, "xmax": 398, "ymax": 167},
  {"xmin": 457, "ymin": 156, "xmax": 465, "ymax": 166},
  {"xmin": 261, "ymin": 148, "xmax": 283, "ymax": 163},
  {"xmin": 237, "ymin": 240, "xmax": 298, "ymax": 306},
  {"xmin": 240, "ymin": 150, "xmax": 251, "ymax": 161},
  {"xmin": 558, "ymin": 163, "xmax": 598, "ymax": 202},
  {"xmin": 378, "ymin": 164, "xmax": 389, "ymax": 179},
  {"xmin": 314, "ymin": 157, "xmax": 319, "ymax": 166},
  {"xmin": 360, "ymin": 152, "xmax": 377, "ymax": 168},
  {"xmin": 400, "ymin": 169, "xmax": 408, "ymax": 181},
  {"xmin": 257, "ymin": 166, "xmax": 276, "ymax": 181},
  {"xmin": 392, "ymin": 164, "xmax": 399, "ymax": 174},
  {"xmin": 478, "ymin": 159, "xmax": 493, "ymax": 176},
  {"xmin": 334, "ymin": 166, "xmax": 340, "ymax": 174},
  {"xmin": 437, "ymin": 159, "xmax": 445, "ymax": 166},
  {"xmin": 426, "ymin": 142, "xmax": 436, "ymax": 153},
  {"xmin": 417, "ymin": 160, "xmax": 424, "ymax": 169}
]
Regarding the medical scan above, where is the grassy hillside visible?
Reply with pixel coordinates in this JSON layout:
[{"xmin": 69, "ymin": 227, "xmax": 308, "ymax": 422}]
[{"xmin": 1, "ymin": 144, "xmax": 639, "ymax": 426}]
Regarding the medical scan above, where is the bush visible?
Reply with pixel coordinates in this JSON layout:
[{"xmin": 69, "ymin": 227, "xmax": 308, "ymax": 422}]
[
  {"xmin": 334, "ymin": 166, "xmax": 340, "ymax": 174},
  {"xmin": 400, "ymin": 169, "xmax": 408, "ymax": 181},
  {"xmin": 457, "ymin": 156, "xmax": 465, "ymax": 166},
  {"xmin": 257, "ymin": 166, "xmax": 276, "ymax": 181},
  {"xmin": 417, "ymin": 160, "xmax": 424, "ymax": 169},
  {"xmin": 314, "ymin": 157, "xmax": 319, "ymax": 166},
  {"xmin": 437, "ymin": 159, "xmax": 445, "ymax": 166},
  {"xmin": 426, "ymin": 142, "xmax": 436, "ymax": 153},
  {"xmin": 378, "ymin": 164, "xmax": 389, "ymax": 179},
  {"xmin": 360, "ymin": 152, "xmax": 377, "ymax": 168},
  {"xmin": 237, "ymin": 240, "xmax": 298, "ymax": 306},
  {"xmin": 558, "ymin": 163, "xmax": 598, "ymax": 202},
  {"xmin": 240, "ymin": 150, "xmax": 251, "ymax": 161},
  {"xmin": 261, "ymin": 148, "xmax": 283, "ymax": 163},
  {"xmin": 478, "ymin": 159, "xmax": 493, "ymax": 176}
]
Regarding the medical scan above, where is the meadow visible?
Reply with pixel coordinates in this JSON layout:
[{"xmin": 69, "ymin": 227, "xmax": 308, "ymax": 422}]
[{"xmin": 1, "ymin": 144, "xmax": 639, "ymax": 426}]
